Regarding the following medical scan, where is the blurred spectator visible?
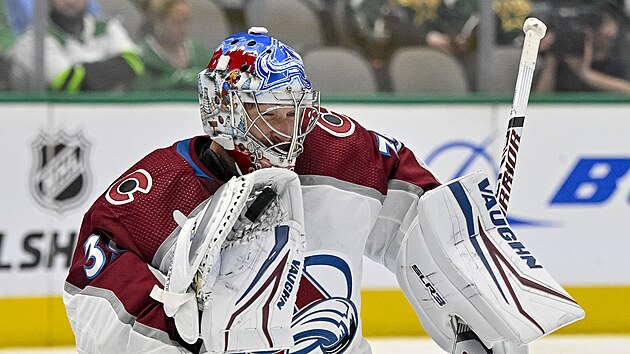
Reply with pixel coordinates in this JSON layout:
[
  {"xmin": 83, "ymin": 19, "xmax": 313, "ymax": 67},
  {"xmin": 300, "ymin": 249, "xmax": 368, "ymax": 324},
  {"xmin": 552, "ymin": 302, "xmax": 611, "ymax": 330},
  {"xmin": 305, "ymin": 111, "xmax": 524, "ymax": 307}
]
[
  {"xmin": 6, "ymin": 0, "xmax": 100, "ymax": 35},
  {"xmin": 491, "ymin": 0, "xmax": 532, "ymax": 46},
  {"xmin": 1, "ymin": 0, "xmax": 15, "ymax": 90},
  {"xmin": 212, "ymin": 0, "xmax": 249, "ymax": 33},
  {"xmin": 344, "ymin": 0, "xmax": 531, "ymax": 91},
  {"xmin": 346, "ymin": 0, "xmax": 531, "ymax": 60},
  {"xmin": 296, "ymin": 0, "xmax": 343, "ymax": 45},
  {"xmin": 1, "ymin": 0, "xmax": 15, "ymax": 49},
  {"xmin": 7, "ymin": 0, "xmax": 144, "ymax": 91},
  {"xmin": 132, "ymin": 0, "xmax": 209, "ymax": 91},
  {"xmin": 535, "ymin": 2, "xmax": 630, "ymax": 93}
]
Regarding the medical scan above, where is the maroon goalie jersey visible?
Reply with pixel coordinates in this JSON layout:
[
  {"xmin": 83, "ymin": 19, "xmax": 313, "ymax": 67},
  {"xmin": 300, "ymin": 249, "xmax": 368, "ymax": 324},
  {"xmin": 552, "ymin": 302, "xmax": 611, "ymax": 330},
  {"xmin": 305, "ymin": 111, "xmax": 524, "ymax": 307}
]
[{"xmin": 64, "ymin": 108, "xmax": 440, "ymax": 353}]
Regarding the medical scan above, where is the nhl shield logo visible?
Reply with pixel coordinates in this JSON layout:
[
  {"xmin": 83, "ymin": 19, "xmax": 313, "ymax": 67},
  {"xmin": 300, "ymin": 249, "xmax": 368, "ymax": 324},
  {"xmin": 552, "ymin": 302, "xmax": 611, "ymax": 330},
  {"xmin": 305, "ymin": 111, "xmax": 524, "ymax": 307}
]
[{"xmin": 30, "ymin": 130, "xmax": 92, "ymax": 214}]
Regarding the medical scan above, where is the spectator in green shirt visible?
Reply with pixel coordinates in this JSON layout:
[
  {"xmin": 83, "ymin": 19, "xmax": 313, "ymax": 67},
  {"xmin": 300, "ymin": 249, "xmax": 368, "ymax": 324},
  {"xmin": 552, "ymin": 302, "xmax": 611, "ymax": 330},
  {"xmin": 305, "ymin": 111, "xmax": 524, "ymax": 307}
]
[
  {"xmin": 133, "ymin": 0, "xmax": 210, "ymax": 91},
  {"xmin": 0, "ymin": 0, "xmax": 16, "ymax": 90},
  {"xmin": 0, "ymin": 0, "xmax": 15, "ymax": 50}
]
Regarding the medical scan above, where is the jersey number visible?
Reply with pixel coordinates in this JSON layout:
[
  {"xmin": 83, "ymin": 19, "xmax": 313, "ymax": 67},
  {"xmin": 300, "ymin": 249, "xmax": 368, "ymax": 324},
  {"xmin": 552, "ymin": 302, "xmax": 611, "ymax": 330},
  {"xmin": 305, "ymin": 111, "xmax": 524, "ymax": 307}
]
[
  {"xmin": 83, "ymin": 234, "xmax": 106, "ymax": 279},
  {"xmin": 374, "ymin": 132, "xmax": 402, "ymax": 157}
]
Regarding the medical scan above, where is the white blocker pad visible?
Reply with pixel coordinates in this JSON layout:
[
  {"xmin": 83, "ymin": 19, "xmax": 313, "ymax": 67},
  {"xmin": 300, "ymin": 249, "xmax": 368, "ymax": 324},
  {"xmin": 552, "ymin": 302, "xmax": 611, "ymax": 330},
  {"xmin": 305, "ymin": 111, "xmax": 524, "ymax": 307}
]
[
  {"xmin": 396, "ymin": 171, "xmax": 584, "ymax": 351},
  {"xmin": 151, "ymin": 174, "xmax": 254, "ymax": 344},
  {"xmin": 201, "ymin": 168, "xmax": 306, "ymax": 353}
]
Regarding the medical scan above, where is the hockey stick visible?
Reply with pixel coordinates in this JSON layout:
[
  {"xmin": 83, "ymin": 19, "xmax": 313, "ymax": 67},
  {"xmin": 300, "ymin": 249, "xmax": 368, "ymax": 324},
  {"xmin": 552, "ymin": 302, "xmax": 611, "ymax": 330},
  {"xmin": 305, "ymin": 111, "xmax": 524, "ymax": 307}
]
[
  {"xmin": 495, "ymin": 18, "xmax": 547, "ymax": 216},
  {"xmin": 451, "ymin": 18, "xmax": 547, "ymax": 354}
]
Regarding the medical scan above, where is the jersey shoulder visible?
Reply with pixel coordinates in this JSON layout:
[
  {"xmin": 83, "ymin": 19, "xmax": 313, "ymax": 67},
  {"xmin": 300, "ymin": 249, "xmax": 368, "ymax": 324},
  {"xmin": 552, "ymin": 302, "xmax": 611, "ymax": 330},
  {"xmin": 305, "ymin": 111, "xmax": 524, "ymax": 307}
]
[
  {"xmin": 296, "ymin": 108, "xmax": 439, "ymax": 194},
  {"xmin": 296, "ymin": 108, "xmax": 396, "ymax": 194},
  {"xmin": 84, "ymin": 140, "xmax": 211, "ymax": 261}
]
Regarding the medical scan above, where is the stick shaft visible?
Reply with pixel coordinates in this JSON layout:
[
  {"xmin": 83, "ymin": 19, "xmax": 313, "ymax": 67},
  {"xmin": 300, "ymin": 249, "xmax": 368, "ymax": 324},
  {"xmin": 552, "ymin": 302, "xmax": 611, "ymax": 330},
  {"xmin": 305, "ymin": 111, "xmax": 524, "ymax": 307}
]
[{"xmin": 496, "ymin": 18, "xmax": 546, "ymax": 216}]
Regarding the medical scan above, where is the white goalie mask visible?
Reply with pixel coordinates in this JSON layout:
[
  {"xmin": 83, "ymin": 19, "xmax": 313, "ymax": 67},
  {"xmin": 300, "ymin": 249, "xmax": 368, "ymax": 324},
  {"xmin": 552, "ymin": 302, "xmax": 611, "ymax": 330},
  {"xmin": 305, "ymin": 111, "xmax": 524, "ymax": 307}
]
[{"xmin": 198, "ymin": 27, "xmax": 321, "ymax": 172}]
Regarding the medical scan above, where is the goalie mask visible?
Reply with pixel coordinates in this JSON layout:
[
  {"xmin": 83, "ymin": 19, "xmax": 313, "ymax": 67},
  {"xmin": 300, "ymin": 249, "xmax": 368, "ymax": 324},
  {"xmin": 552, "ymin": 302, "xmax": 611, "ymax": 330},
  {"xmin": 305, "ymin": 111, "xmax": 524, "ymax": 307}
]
[{"xmin": 198, "ymin": 27, "xmax": 321, "ymax": 172}]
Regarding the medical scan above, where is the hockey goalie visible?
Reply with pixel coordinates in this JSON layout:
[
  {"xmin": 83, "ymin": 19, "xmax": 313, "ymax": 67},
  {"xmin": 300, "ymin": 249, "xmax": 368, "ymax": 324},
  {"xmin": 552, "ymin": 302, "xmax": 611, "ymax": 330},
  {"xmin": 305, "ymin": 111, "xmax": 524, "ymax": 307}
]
[{"xmin": 63, "ymin": 27, "xmax": 583, "ymax": 354}]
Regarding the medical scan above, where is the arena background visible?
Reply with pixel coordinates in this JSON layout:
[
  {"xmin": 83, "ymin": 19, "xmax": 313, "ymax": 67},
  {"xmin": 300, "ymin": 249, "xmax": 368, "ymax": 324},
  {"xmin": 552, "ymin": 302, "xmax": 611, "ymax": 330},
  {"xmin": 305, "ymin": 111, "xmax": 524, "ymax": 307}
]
[{"xmin": 0, "ymin": 92, "xmax": 628, "ymax": 348}]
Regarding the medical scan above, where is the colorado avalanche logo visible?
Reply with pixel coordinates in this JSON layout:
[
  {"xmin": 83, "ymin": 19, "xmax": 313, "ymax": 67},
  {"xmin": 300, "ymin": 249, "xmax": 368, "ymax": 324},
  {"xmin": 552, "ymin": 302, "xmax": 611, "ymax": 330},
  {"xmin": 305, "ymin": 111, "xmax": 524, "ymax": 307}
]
[
  {"xmin": 255, "ymin": 38, "xmax": 311, "ymax": 91},
  {"xmin": 287, "ymin": 253, "xmax": 358, "ymax": 354},
  {"xmin": 316, "ymin": 108, "xmax": 355, "ymax": 138},
  {"xmin": 105, "ymin": 169, "xmax": 153, "ymax": 205}
]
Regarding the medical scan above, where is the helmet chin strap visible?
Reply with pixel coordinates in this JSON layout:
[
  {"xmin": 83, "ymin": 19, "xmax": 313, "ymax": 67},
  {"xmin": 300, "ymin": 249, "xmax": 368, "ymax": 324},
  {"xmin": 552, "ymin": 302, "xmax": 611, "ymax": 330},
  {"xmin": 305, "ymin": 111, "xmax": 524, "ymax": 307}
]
[
  {"xmin": 211, "ymin": 136, "xmax": 258, "ymax": 174},
  {"xmin": 201, "ymin": 138, "xmax": 258, "ymax": 182},
  {"xmin": 210, "ymin": 133, "xmax": 273, "ymax": 174},
  {"xmin": 210, "ymin": 134, "xmax": 235, "ymax": 151}
]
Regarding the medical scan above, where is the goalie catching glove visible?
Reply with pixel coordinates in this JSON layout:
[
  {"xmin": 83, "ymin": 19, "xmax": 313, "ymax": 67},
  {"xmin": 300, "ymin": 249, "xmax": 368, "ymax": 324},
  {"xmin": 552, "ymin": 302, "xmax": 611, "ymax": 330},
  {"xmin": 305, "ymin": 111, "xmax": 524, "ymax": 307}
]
[
  {"xmin": 151, "ymin": 168, "xmax": 306, "ymax": 352},
  {"xmin": 395, "ymin": 171, "xmax": 584, "ymax": 352}
]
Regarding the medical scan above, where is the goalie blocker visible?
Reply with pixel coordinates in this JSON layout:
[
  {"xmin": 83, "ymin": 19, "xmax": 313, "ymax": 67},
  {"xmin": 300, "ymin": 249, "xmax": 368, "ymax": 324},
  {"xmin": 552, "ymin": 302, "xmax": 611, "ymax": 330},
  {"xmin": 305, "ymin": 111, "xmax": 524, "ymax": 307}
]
[{"xmin": 395, "ymin": 171, "xmax": 584, "ymax": 352}]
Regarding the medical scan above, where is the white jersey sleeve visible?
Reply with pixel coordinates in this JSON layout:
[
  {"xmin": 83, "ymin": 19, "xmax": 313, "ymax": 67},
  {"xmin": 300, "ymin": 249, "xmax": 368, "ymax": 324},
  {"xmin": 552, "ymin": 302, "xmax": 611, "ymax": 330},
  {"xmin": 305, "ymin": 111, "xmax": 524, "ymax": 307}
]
[
  {"xmin": 364, "ymin": 185, "xmax": 420, "ymax": 272},
  {"xmin": 63, "ymin": 262, "xmax": 189, "ymax": 354}
]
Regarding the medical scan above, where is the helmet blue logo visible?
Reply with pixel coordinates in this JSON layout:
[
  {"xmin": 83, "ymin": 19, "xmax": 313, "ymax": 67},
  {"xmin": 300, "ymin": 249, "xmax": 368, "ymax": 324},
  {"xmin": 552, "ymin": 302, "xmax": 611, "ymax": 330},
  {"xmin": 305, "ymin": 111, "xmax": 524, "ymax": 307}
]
[{"xmin": 255, "ymin": 38, "xmax": 311, "ymax": 91}]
